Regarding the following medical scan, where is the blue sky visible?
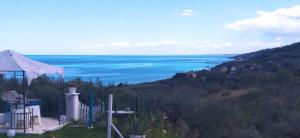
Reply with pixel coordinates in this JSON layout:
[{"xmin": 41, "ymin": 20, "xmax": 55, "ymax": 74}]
[{"xmin": 1, "ymin": 0, "xmax": 300, "ymax": 55}]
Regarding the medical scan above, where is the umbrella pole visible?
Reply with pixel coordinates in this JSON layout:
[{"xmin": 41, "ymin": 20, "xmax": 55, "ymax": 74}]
[
  {"xmin": 22, "ymin": 71, "xmax": 26, "ymax": 133},
  {"xmin": 59, "ymin": 76, "xmax": 64, "ymax": 125},
  {"xmin": 62, "ymin": 77, "xmax": 65, "ymax": 95}
]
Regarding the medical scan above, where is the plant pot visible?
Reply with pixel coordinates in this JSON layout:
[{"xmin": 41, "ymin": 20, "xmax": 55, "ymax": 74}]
[{"xmin": 68, "ymin": 87, "xmax": 77, "ymax": 94}]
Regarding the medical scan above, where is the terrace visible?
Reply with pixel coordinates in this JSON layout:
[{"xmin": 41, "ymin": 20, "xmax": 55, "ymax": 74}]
[{"xmin": 0, "ymin": 50, "xmax": 66, "ymax": 135}]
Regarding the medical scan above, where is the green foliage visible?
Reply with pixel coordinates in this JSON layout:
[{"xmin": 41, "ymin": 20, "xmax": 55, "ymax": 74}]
[{"xmin": 112, "ymin": 42, "xmax": 300, "ymax": 137}]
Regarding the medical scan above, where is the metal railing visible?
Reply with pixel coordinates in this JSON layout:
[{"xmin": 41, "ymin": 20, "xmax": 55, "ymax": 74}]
[{"xmin": 11, "ymin": 108, "xmax": 33, "ymax": 130}]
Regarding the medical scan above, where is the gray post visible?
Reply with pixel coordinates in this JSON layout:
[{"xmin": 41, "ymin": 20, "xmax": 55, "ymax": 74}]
[
  {"xmin": 107, "ymin": 94, "xmax": 113, "ymax": 138},
  {"xmin": 22, "ymin": 71, "xmax": 26, "ymax": 133},
  {"xmin": 88, "ymin": 91, "xmax": 94, "ymax": 128}
]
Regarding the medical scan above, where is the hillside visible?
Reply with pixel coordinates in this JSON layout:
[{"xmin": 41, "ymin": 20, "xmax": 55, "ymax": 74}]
[
  {"xmin": 235, "ymin": 42, "xmax": 300, "ymax": 61},
  {"xmin": 114, "ymin": 42, "xmax": 300, "ymax": 138},
  {"xmin": 2, "ymin": 42, "xmax": 300, "ymax": 138}
]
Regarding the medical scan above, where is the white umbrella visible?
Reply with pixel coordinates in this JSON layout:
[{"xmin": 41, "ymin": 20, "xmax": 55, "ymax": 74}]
[{"xmin": 0, "ymin": 50, "xmax": 64, "ymax": 85}]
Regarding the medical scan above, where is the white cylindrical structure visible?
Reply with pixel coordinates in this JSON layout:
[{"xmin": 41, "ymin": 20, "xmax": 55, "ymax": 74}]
[
  {"xmin": 68, "ymin": 87, "xmax": 77, "ymax": 94},
  {"xmin": 65, "ymin": 92, "xmax": 80, "ymax": 121},
  {"xmin": 107, "ymin": 94, "xmax": 113, "ymax": 138}
]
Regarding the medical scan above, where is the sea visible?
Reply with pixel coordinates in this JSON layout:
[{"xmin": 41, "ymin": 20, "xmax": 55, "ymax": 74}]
[{"xmin": 28, "ymin": 55, "xmax": 234, "ymax": 85}]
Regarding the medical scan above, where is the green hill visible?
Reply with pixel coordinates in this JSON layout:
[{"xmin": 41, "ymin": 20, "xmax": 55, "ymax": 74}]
[{"xmin": 115, "ymin": 42, "xmax": 300, "ymax": 138}]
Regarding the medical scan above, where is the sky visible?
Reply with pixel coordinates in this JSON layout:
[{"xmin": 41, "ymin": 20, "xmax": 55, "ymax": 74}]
[{"xmin": 0, "ymin": 0, "xmax": 300, "ymax": 55}]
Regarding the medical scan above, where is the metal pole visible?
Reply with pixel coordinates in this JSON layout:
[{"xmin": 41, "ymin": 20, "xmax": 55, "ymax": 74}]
[
  {"xmin": 111, "ymin": 124, "xmax": 125, "ymax": 138},
  {"xmin": 62, "ymin": 77, "xmax": 65, "ymax": 95},
  {"xmin": 22, "ymin": 71, "xmax": 26, "ymax": 133},
  {"xmin": 107, "ymin": 94, "xmax": 113, "ymax": 138},
  {"xmin": 135, "ymin": 97, "xmax": 138, "ymax": 116},
  {"xmin": 59, "ymin": 77, "xmax": 64, "ymax": 125},
  {"xmin": 88, "ymin": 91, "xmax": 94, "ymax": 128},
  {"xmin": 114, "ymin": 99, "xmax": 117, "ymax": 116}
]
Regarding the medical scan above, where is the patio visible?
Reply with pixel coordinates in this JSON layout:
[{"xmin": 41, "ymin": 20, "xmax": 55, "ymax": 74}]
[
  {"xmin": 0, "ymin": 117, "xmax": 67, "ymax": 135},
  {"xmin": 0, "ymin": 50, "xmax": 66, "ymax": 134}
]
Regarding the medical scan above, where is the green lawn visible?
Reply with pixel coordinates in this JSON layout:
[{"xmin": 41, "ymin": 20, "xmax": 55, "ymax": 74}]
[
  {"xmin": 0, "ymin": 126, "xmax": 181, "ymax": 138},
  {"xmin": 0, "ymin": 126, "xmax": 106, "ymax": 138}
]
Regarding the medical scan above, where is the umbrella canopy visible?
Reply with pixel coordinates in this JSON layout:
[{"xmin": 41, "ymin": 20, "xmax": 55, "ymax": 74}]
[{"xmin": 0, "ymin": 50, "xmax": 64, "ymax": 85}]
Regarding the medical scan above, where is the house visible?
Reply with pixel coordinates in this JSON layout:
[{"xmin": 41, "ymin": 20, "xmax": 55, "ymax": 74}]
[{"xmin": 186, "ymin": 72, "xmax": 197, "ymax": 78}]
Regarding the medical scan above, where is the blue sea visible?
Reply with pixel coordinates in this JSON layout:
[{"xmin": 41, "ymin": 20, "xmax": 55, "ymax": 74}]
[{"xmin": 28, "ymin": 55, "xmax": 233, "ymax": 84}]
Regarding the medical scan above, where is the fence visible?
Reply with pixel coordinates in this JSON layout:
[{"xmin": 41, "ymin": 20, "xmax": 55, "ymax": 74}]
[
  {"xmin": 79, "ymin": 102, "xmax": 105, "ymax": 123},
  {"xmin": 0, "ymin": 98, "xmax": 9, "ymax": 113},
  {"xmin": 41, "ymin": 96, "xmax": 66, "ymax": 125},
  {"xmin": 77, "ymin": 91, "xmax": 138, "ymax": 127},
  {"xmin": 11, "ymin": 108, "xmax": 33, "ymax": 130}
]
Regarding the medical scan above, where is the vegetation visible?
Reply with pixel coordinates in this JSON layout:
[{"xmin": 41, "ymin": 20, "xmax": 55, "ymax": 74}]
[
  {"xmin": 112, "ymin": 42, "xmax": 300, "ymax": 137},
  {"xmin": 2, "ymin": 42, "xmax": 300, "ymax": 137}
]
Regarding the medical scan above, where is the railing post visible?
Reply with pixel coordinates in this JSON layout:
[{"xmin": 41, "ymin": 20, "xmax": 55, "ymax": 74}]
[
  {"xmin": 107, "ymin": 94, "xmax": 113, "ymax": 138},
  {"xmin": 31, "ymin": 108, "xmax": 34, "ymax": 130}
]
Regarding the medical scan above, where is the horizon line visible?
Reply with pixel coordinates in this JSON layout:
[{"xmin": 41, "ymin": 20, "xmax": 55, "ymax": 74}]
[{"xmin": 25, "ymin": 53, "xmax": 240, "ymax": 56}]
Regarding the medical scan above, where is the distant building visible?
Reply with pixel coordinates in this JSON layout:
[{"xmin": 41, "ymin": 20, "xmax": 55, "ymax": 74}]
[
  {"xmin": 186, "ymin": 72, "xmax": 197, "ymax": 78},
  {"xmin": 230, "ymin": 66, "xmax": 237, "ymax": 73},
  {"xmin": 219, "ymin": 67, "xmax": 228, "ymax": 73}
]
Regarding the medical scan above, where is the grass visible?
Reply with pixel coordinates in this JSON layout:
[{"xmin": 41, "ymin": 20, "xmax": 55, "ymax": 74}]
[
  {"xmin": 0, "ymin": 125, "xmax": 180, "ymax": 138},
  {"xmin": 0, "ymin": 125, "xmax": 106, "ymax": 138},
  {"xmin": 144, "ymin": 128, "xmax": 181, "ymax": 138}
]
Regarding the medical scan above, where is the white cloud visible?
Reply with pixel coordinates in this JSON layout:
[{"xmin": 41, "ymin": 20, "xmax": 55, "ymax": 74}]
[
  {"xmin": 251, "ymin": 40, "xmax": 284, "ymax": 49},
  {"xmin": 226, "ymin": 5, "xmax": 300, "ymax": 35},
  {"xmin": 274, "ymin": 5, "xmax": 300, "ymax": 17},
  {"xmin": 180, "ymin": 9, "xmax": 194, "ymax": 16},
  {"xmin": 79, "ymin": 40, "xmax": 232, "ymax": 55}
]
